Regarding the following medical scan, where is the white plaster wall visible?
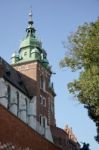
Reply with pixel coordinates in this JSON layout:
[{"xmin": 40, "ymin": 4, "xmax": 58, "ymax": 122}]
[
  {"xmin": 36, "ymin": 121, "xmax": 44, "ymax": 135},
  {"xmin": 0, "ymin": 79, "xmax": 33, "ymax": 124},
  {"xmin": 0, "ymin": 78, "xmax": 53, "ymax": 143},
  {"xmin": 27, "ymin": 96, "xmax": 53, "ymax": 143},
  {"xmin": 28, "ymin": 96, "xmax": 37, "ymax": 130},
  {"xmin": 45, "ymin": 126, "xmax": 53, "ymax": 142},
  {"xmin": 10, "ymin": 85, "xmax": 18, "ymax": 116},
  {"xmin": 28, "ymin": 96, "xmax": 36, "ymax": 116},
  {"xmin": 2, "ymin": 80, "xmax": 30, "ymax": 123},
  {"xmin": 36, "ymin": 116, "xmax": 53, "ymax": 142},
  {"xmin": 28, "ymin": 115, "xmax": 37, "ymax": 130},
  {"xmin": 0, "ymin": 78, "xmax": 8, "ymax": 107},
  {"xmin": 20, "ymin": 109, "xmax": 27, "ymax": 122},
  {"xmin": 16, "ymin": 93, "xmax": 27, "ymax": 123},
  {"xmin": 10, "ymin": 104, "xmax": 17, "ymax": 116}
]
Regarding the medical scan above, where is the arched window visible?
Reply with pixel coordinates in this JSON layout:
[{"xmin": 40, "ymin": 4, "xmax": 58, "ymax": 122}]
[
  {"xmin": 51, "ymin": 98, "xmax": 54, "ymax": 114},
  {"xmin": 39, "ymin": 115, "xmax": 42, "ymax": 125},
  {"xmin": 7, "ymin": 85, "xmax": 11, "ymax": 109},
  {"xmin": 40, "ymin": 75, "xmax": 45, "ymax": 91},
  {"xmin": 39, "ymin": 115, "xmax": 46, "ymax": 128},
  {"xmin": 40, "ymin": 95, "xmax": 46, "ymax": 107},
  {"xmin": 16, "ymin": 91, "xmax": 19, "ymax": 116},
  {"xmin": 43, "ymin": 97, "xmax": 46, "ymax": 107},
  {"xmin": 40, "ymin": 75, "xmax": 43, "ymax": 89},
  {"xmin": 42, "ymin": 117, "xmax": 46, "ymax": 128},
  {"xmin": 40, "ymin": 95, "xmax": 43, "ymax": 104}
]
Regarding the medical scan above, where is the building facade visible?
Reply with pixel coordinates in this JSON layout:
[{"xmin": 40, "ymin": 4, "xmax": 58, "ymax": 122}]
[{"xmin": 0, "ymin": 10, "xmax": 80, "ymax": 150}]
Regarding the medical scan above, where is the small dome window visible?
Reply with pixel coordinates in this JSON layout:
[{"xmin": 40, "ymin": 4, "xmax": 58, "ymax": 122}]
[
  {"xmin": 31, "ymin": 48, "xmax": 40, "ymax": 54},
  {"xmin": 24, "ymin": 51, "xmax": 27, "ymax": 56}
]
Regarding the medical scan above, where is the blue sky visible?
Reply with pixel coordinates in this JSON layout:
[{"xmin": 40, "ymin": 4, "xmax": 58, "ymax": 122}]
[{"xmin": 0, "ymin": 0, "xmax": 99, "ymax": 149}]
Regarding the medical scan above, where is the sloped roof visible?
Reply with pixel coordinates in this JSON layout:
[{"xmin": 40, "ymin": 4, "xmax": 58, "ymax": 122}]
[
  {"xmin": 50, "ymin": 126, "xmax": 80, "ymax": 150},
  {"xmin": 0, "ymin": 57, "xmax": 29, "ymax": 97},
  {"xmin": 19, "ymin": 71, "xmax": 36, "ymax": 98}
]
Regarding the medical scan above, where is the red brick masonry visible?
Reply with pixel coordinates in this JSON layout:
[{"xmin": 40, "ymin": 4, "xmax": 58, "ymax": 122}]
[{"xmin": 0, "ymin": 104, "xmax": 61, "ymax": 150}]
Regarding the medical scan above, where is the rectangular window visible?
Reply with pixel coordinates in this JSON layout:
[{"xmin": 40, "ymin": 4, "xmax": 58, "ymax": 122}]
[
  {"xmin": 40, "ymin": 96, "xmax": 46, "ymax": 107},
  {"xmin": 40, "ymin": 75, "xmax": 45, "ymax": 91},
  {"xmin": 39, "ymin": 115, "xmax": 42, "ymax": 125},
  {"xmin": 40, "ymin": 76, "xmax": 43, "ymax": 89},
  {"xmin": 40, "ymin": 95, "xmax": 43, "ymax": 105},
  {"xmin": 43, "ymin": 97, "xmax": 46, "ymax": 107},
  {"xmin": 39, "ymin": 115, "xmax": 46, "ymax": 128},
  {"xmin": 42, "ymin": 117, "xmax": 46, "ymax": 128},
  {"xmin": 24, "ymin": 51, "xmax": 27, "ymax": 56},
  {"xmin": 51, "ymin": 98, "xmax": 54, "ymax": 113}
]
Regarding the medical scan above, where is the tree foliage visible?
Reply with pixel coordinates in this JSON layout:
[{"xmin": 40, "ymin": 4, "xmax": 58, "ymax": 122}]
[
  {"xmin": 60, "ymin": 18, "xmax": 99, "ymax": 143},
  {"xmin": 80, "ymin": 143, "xmax": 90, "ymax": 150}
]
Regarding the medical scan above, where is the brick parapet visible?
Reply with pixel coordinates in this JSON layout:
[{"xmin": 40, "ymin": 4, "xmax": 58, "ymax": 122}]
[{"xmin": 0, "ymin": 104, "xmax": 61, "ymax": 150}]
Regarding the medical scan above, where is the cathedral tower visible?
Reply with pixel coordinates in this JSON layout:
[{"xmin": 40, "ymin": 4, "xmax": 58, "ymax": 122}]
[
  {"xmin": 11, "ymin": 10, "xmax": 56, "ymax": 128},
  {"xmin": 0, "ymin": 10, "xmax": 80, "ymax": 149}
]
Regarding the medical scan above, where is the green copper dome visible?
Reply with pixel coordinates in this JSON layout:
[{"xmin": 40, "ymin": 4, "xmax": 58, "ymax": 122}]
[
  {"xmin": 17, "ymin": 9, "xmax": 42, "ymax": 62},
  {"xmin": 11, "ymin": 9, "xmax": 50, "ymax": 70},
  {"xmin": 20, "ymin": 35, "xmax": 42, "ymax": 49},
  {"xmin": 31, "ymin": 47, "xmax": 40, "ymax": 53}
]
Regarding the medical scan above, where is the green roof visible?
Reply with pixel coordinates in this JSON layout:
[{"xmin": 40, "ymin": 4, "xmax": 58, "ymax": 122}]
[
  {"xmin": 11, "ymin": 10, "xmax": 50, "ymax": 71},
  {"xmin": 20, "ymin": 36, "xmax": 42, "ymax": 50}
]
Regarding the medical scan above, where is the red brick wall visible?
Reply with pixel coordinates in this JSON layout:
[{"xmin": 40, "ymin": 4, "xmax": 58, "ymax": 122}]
[
  {"xmin": 50, "ymin": 126, "xmax": 80, "ymax": 150},
  {"xmin": 13, "ymin": 61, "xmax": 56, "ymax": 126},
  {"xmin": 0, "ymin": 105, "xmax": 61, "ymax": 150}
]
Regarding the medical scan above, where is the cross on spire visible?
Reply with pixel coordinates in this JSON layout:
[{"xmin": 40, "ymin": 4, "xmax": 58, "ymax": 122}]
[{"xmin": 26, "ymin": 8, "xmax": 36, "ymax": 37}]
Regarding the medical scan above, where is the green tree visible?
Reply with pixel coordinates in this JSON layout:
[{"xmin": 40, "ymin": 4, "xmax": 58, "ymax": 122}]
[
  {"xmin": 80, "ymin": 143, "xmax": 90, "ymax": 150},
  {"xmin": 60, "ymin": 18, "xmax": 99, "ymax": 143}
]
